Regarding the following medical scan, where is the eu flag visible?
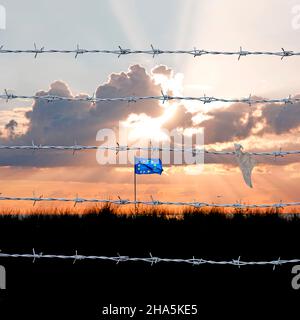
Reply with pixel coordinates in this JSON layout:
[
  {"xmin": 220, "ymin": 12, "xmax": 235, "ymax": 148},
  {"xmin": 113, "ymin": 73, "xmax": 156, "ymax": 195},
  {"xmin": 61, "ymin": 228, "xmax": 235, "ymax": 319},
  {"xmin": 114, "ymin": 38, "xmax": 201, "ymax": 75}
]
[{"xmin": 134, "ymin": 157, "xmax": 163, "ymax": 175}]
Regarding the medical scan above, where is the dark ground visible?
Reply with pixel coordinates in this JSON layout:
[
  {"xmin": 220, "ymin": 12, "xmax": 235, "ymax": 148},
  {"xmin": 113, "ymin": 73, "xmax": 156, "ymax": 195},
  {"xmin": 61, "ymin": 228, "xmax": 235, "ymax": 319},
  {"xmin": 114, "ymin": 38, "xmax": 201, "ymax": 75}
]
[{"xmin": 0, "ymin": 206, "xmax": 299, "ymax": 318}]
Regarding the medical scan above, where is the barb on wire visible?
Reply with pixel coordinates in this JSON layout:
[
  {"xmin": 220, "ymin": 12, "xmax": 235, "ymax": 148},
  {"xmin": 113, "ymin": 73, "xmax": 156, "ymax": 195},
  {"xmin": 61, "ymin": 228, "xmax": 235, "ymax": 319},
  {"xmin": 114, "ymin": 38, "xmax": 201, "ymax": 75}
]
[
  {"xmin": 281, "ymin": 48, "xmax": 294, "ymax": 60},
  {"xmin": 150, "ymin": 195, "xmax": 161, "ymax": 206},
  {"xmin": 31, "ymin": 140, "xmax": 41, "ymax": 154},
  {"xmin": 72, "ymin": 140, "xmax": 80, "ymax": 156},
  {"xmin": 73, "ymin": 250, "xmax": 84, "ymax": 264},
  {"xmin": 193, "ymin": 48, "xmax": 205, "ymax": 57},
  {"xmin": 202, "ymin": 93, "xmax": 214, "ymax": 104},
  {"xmin": 283, "ymin": 95, "xmax": 291, "ymax": 104},
  {"xmin": 233, "ymin": 256, "xmax": 242, "ymax": 268},
  {"xmin": 160, "ymin": 90, "xmax": 172, "ymax": 104},
  {"xmin": 74, "ymin": 194, "xmax": 85, "ymax": 207},
  {"xmin": 1, "ymin": 45, "xmax": 300, "ymax": 59},
  {"xmin": 32, "ymin": 248, "xmax": 43, "ymax": 263},
  {"xmin": 273, "ymin": 257, "xmax": 281, "ymax": 270},
  {"xmin": 116, "ymin": 253, "xmax": 128, "ymax": 264},
  {"xmin": 1, "ymin": 91, "xmax": 300, "ymax": 105},
  {"xmin": 3, "ymin": 89, "xmax": 16, "ymax": 102},
  {"xmin": 118, "ymin": 46, "xmax": 131, "ymax": 58},
  {"xmin": 0, "ymin": 143, "xmax": 299, "ymax": 157},
  {"xmin": 87, "ymin": 92, "xmax": 97, "ymax": 105},
  {"xmin": 238, "ymin": 46, "xmax": 249, "ymax": 60},
  {"xmin": 274, "ymin": 148, "xmax": 284, "ymax": 161},
  {"xmin": 0, "ymin": 194, "xmax": 299, "ymax": 209},
  {"xmin": 149, "ymin": 252, "xmax": 159, "ymax": 266},
  {"xmin": 242, "ymin": 93, "xmax": 253, "ymax": 106},
  {"xmin": 75, "ymin": 44, "xmax": 86, "ymax": 59},
  {"xmin": 0, "ymin": 251, "xmax": 298, "ymax": 268},
  {"xmin": 117, "ymin": 196, "xmax": 129, "ymax": 205},
  {"xmin": 32, "ymin": 191, "xmax": 43, "ymax": 206},
  {"xmin": 150, "ymin": 44, "xmax": 163, "ymax": 58},
  {"xmin": 33, "ymin": 43, "xmax": 44, "ymax": 59}
]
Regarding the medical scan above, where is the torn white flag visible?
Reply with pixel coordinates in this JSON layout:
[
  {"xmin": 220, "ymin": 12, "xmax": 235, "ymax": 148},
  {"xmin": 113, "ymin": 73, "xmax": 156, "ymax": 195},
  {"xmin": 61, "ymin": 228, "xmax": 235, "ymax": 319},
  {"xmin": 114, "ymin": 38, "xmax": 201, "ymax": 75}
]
[{"xmin": 234, "ymin": 143, "xmax": 257, "ymax": 188}]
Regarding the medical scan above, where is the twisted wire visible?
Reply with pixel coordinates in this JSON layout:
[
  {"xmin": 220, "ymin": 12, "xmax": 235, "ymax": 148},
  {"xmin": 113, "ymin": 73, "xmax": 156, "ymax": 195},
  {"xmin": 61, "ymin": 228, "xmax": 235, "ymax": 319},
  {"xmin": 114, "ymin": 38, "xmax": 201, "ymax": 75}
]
[
  {"xmin": 0, "ymin": 250, "xmax": 297, "ymax": 269},
  {"xmin": 0, "ymin": 195, "xmax": 298, "ymax": 209},
  {"xmin": 0, "ymin": 143, "xmax": 298, "ymax": 157},
  {"xmin": 0, "ymin": 45, "xmax": 298, "ymax": 60},
  {"xmin": 0, "ymin": 91, "xmax": 298, "ymax": 105}
]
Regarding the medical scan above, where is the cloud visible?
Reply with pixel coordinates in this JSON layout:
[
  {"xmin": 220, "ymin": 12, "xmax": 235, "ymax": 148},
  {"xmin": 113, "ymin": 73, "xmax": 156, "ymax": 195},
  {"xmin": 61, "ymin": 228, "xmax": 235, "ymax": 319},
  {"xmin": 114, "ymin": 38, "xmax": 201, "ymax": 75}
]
[
  {"xmin": 200, "ymin": 103, "xmax": 255, "ymax": 144},
  {"xmin": 92, "ymin": 64, "xmax": 163, "ymax": 125},
  {"xmin": 24, "ymin": 81, "xmax": 93, "ymax": 145},
  {"xmin": 152, "ymin": 65, "xmax": 173, "ymax": 77},
  {"xmin": 258, "ymin": 102, "xmax": 300, "ymax": 135},
  {"xmin": 163, "ymin": 105, "xmax": 194, "ymax": 131},
  {"xmin": 17, "ymin": 65, "xmax": 165, "ymax": 147},
  {"xmin": 5, "ymin": 119, "xmax": 18, "ymax": 138},
  {"xmin": 0, "ymin": 64, "xmax": 300, "ymax": 169},
  {"xmin": 195, "ymin": 98, "xmax": 300, "ymax": 144},
  {"xmin": 0, "ymin": 65, "xmax": 166, "ymax": 167},
  {"xmin": 5, "ymin": 119, "xmax": 18, "ymax": 130}
]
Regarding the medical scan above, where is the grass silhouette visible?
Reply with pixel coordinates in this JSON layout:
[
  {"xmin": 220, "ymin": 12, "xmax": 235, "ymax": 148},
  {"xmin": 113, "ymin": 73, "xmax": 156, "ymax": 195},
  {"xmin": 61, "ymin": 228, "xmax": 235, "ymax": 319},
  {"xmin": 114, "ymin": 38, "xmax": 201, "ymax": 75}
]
[{"xmin": 0, "ymin": 205, "xmax": 299, "ymax": 317}]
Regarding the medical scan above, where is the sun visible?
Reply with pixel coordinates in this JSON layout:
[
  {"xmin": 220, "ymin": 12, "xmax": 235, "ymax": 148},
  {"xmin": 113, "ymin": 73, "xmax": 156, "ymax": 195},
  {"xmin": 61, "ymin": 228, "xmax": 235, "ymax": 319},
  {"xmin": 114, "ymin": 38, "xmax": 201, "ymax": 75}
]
[
  {"xmin": 123, "ymin": 113, "xmax": 170, "ymax": 142},
  {"xmin": 122, "ymin": 69, "xmax": 185, "ymax": 143}
]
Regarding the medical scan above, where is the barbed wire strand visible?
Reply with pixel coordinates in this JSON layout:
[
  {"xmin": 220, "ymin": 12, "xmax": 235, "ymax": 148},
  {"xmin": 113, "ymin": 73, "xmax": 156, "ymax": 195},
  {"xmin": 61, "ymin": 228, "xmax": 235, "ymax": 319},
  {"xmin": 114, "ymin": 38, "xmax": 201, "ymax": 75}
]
[
  {"xmin": 0, "ymin": 249, "xmax": 298, "ymax": 268},
  {"xmin": 0, "ymin": 195, "xmax": 299, "ymax": 209},
  {"xmin": 0, "ymin": 143, "xmax": 298, "ymax": 157},
  {"xmin": 0, "ymin": 90, "xmax": 298, "ymax": 105},
  {"xmin": 0, "ymin": 45, "xmax": 298, "ymax": 60}
]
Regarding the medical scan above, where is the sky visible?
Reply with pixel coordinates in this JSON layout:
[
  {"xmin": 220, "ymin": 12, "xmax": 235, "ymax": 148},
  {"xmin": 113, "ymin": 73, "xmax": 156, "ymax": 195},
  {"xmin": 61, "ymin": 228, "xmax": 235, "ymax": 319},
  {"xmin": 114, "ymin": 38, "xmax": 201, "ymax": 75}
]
[{"xmin": 0, "ymin": 0, "xmax": 300, "ymax": 210}]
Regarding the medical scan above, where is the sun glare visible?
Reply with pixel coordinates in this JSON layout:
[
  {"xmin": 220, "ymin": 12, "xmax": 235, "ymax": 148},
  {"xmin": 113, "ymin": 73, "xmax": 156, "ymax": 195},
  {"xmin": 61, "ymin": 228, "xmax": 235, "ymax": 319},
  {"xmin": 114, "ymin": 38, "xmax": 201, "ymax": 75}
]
[{"xmin": 122, "ymin": 71, "xmax": 187, "ymax": 142}]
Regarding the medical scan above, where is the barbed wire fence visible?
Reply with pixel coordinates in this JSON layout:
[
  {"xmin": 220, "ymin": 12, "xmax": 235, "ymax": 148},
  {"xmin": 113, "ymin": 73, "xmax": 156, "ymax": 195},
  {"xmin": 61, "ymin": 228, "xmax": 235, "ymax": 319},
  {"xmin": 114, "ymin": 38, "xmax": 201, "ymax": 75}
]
[
  {"xmin": 0, "ymin": 249, "xmax": 297, "ymax": 270},
  {"xmin": 0, "ymin": 195, "xmax": 298, "ymax": 209},
  {"xmin": 0, "ymin": 143, "xmax": 299, "ymax": 157},
  {"xmin": 0, "ymin": 91, "xmax": 299, "ymax": 105},
  {"xmin": 0, "ymin": 45, "xmax": 298, "ymax": 60}
]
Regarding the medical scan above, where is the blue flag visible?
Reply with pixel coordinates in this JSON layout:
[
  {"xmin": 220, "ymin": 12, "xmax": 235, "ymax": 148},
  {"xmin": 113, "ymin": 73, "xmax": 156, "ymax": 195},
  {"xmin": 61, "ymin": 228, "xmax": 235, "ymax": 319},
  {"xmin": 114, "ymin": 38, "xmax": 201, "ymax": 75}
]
[{"xmin": 134, "ymin": 157, "xmax": 163, "ymax": 175}]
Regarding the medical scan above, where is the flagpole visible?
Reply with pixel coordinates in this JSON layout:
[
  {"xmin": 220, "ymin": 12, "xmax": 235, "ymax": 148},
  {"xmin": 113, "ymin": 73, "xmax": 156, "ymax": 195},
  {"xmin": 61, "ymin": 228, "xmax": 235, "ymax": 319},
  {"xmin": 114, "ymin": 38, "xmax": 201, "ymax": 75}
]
[
  {"xmin": 134, "ymin": 168, "xmax": 137, "ymax": 213},
  {"xmin": 134, "ymin": 157, "xmax": 137, "ymax": 213}
]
